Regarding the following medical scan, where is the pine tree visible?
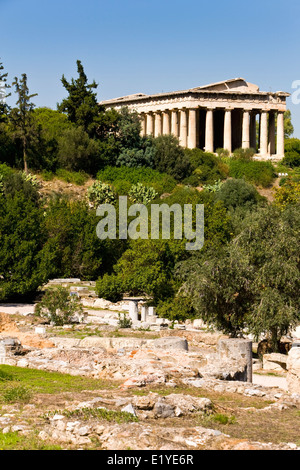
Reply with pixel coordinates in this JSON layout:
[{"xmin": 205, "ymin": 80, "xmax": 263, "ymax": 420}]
[
  {"xmin": 57, "ymin": 60, "xmax": 103, "ymax": 137},
  {"xmin": 10, "ymin": 74, "xmax": 38, "ymax": 173},
  {"xmin": 0, "ymin": 59, "xmax": 11, "ymax": 121}
]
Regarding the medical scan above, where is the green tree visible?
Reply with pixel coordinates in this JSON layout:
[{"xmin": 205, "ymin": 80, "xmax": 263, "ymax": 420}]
[
  {"xmin": 215, "ymin": 178, "xmax": 264, "ymax": 210},
  {"xmin": 152, "ymin": 134, "xmax": 192, "ymax": 181},
  {"xmin": 35, "ymin": 286, "xmax": 84, "ymax": 326},
  {"xmin": 32, "ymin": 107, "xmax": 74, "ymax": 171},
  {"xmin": 0, "ymin": 189, "xmax": 48, "ymax": 301},
  {"xmin": 10, "ymin": 74, "xmax": 38, "ymax": 173},
  {"xmin": 284, "ymin": 110, "xmax": 294, "ymax": 138},
  {"xmin": 180, "ymin": 205, "xmax": 300, "ymax": 350},
  {"xmin": 57, "ymin": 125, "xmax": 100, "ymax": 173},
  {"xmin": 0, "ymin": 59, "xmax": 11, "ymax": 121},
  {"xmin": 96, "ymin": 239, "xmax": 187, "ymax": 304},
  {"xmin": 57, "ymin": 60, "xmax": 102, "ymax": 138}
]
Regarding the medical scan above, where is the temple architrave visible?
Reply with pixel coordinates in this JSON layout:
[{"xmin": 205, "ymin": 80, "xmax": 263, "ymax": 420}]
[{"xmin": 100, "ymin": 78, "xmax": 290, "ymax": 159}]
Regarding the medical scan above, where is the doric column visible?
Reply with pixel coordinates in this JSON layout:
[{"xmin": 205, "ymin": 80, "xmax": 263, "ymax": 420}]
[
  {"xmin": 179, "ymin": 109, "xmax": 187, "ymax": 147},
  {"xmin": 268, "ymin": 111, "xmax": 276, "ymax": 156},
  {"xmin": 277, "ymin": 111, "xmax": 285, "ymax": 158},
  {"xmin": 154, "ymin": 112, "xmax": 162, "ymax": 137},
  {"xmin": 146, "ymin": 113, "xmax": 154, "ymax": 136},
  {"xmin": 223, "ymin": 108, "xmax": 232, "ymax": 154},
  {"xmin": 250, "ymin": 112, "xmax": 257, "ymax": 150},
  {"xmin": 140, "ymin": 113, "xmax": 146, "ymax": 137},
  {"xmin": 242, "ymin": 110, "xmax": 250, "ymax": 149},
  {"xmin": 187, "ymin": 108, "xmax": 197, "ymax": 149},
  {"xmin": 171, "ymin": 109, "xmax": 178, "ymax": 137},
  {"xmin": 162, "ymin": 111, "xmax": 170, "ymax": 135},
  {"xmin": 205, "ymin": 108, "xmax": 214, "ymax": 153},
  {"xmin": 260, "ymin": 111, "xmax": 269, "ymax": 157}
]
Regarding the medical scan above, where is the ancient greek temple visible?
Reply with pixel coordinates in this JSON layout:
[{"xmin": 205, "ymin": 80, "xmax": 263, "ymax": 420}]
[{"xmin": 100, "ymin": 78, "xmax": 289, "ymax": 159}]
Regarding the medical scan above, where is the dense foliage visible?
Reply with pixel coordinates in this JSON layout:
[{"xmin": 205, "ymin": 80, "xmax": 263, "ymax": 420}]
[{"xmin": 0, "ymin": 59, "xmax": 299, "ymax": 350}]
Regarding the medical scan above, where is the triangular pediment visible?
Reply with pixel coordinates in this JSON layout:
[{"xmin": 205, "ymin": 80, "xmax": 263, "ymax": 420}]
[{"xmin": 190, "ymin": 78, "xmax": 260, "ymax": 93}]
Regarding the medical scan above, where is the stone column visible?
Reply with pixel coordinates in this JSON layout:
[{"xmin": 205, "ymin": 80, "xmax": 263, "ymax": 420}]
[
  {"xmin": 242, "ymin": 110, "xmax": 250, "ymax": 149},
  {"xmin": 277, "ymin": 111, "xmax": 285, "ymax": 158},
  {"xmin": 205, "ymin": 108, "xmax": 214, "ymax": 153},
  {"xmin": 223, "ymin": 108, "xmax": 232, "ymax": 154},
  {"xmin": 187, "ymin": 108, "xmax": 197, "ymax": 149},
  {"xmin": 154, "ymin": 112, "xmax": 162, "ymax": 137},
  {"xmin": 140, "ymin": 113, "xmax": 146, "ymax": 137},
  {"xmin": 171, "ymin": 109, "xmax": 178, "ymax": 137},
  {"xmin": 250, "ymin": 112, "xmax": 257, "ymax": 150},
  {"xmin": 268, "ymin": 111, "xmax": 276, "ymax": 156},
  {"xmin": 179, "ymin": 109, "xmax": 187, "ymax": 147},
  {"xmin": 146, "ymin": 113, "xmax": 154, "ymax": 136},
  {"xmin": 162, "ymin": 111, "xmax": 170, "ymax": 135},
  {"xmin": 129, "ymin": 301, "xmax": 139, "ymax": 323},
  {"xmin": 141, "ymin": 305, "xmax": 148, "ymax": 322},
  {"xmin": 260, "ymin": 111, "xmax": 269, "ymax": 157},
  {"xmin": 218, "ymin": 338, "xmax": 253, "ymax": 383}
]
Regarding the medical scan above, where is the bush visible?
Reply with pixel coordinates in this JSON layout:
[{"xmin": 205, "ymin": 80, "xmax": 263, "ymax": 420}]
[
  {"xmin": 232, "ymin": 147, "xmax": 256, "ymax": 161},
  {"xmin": 95, "ymin": 273, "xmax": 123, "ymax": 303},
  {"xmin": 55, "ymin": 168, "xmax": 89, "ymax": 186},
  {"xmin": 42, "ymin": 199, "xmax": 107, "ymax": 280},
  {"xmin": 57, "ymin": 126, "xmax": 100, "ymax": 174},
  {"xmin": 152, "ymin": 135, "xmax": 192, "ymax": 181},
  {"xmin": 215, "ymin": 178, "xmax": 263, "ymax": 209},
  {"xmin": 282, "ymin": 152, "xmax": 300, "ymax": 168},
  {"xmin": 116, "ymin": 147, "xmax": 155, "ymax": 168},
  {"xmin": 34, "ymin": 286, "xmax": 84, "ymax": 326},
  {"xmin": 228, "ymin": 159, "xmax": 275, "ymax": 187},
  {"xmin": 96, "ymin": 166, "xmax": 177, "ymax": 196},
  {"xmin": 156, "ymin": 295, "xmax": 195, "ymax": 322},
  {"xmin": 87, "ymin": 181, "xmax": 116, "ymax": 207},
  {"xmin": 216, "ymin": 148, "xmax": 230, "ymax": 158},
  {"xmin": 128, "ymin": 182, "xmax": 158, "ymax": 205},
  {"xmin": 184, "ymin": 148, "xmax": 229, "ymax": 185},
  {"xmin": 118, "ymin": 312, "xmax": 132, "ymax": 328}
]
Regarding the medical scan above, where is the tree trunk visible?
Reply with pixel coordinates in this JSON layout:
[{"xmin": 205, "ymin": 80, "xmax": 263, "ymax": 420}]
[{"xmin": 23, "ymin": 137, "xmax": 28, "ymax": 174}]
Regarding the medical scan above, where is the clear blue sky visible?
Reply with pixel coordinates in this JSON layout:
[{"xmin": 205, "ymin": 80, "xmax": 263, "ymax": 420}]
[{"xmin": 2, "ymin": 0, "xmax": 300, "ymax": 136}]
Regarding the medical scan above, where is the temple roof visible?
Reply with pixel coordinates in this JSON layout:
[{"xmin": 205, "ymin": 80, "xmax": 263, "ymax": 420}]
[{"xmin": 100, "ymin": 78, "xmax": 289, "ymax": 106}]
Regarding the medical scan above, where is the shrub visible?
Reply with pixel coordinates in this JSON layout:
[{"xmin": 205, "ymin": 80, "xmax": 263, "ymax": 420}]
[
  {"xmin": 152, "ymin": 134, "xmax": 192, "ymax": 181},
  {"xmin": 156, "ymin": 295, "xmax": 195, "ymax": 322},
  {"xmin": 57, "ymin": 125, "xmax": 99, "ymax": 173},
  {"xmin": 184, "ymin": 148, "xmax": 229, "ymax": 185},
  {"xmin": 216, "ymin": 148, "xmax": 230, "ymax": 158},
  {"xmin": 95, "ymin": 273, "xmax": 123, "ymax": 303},
  {"xmin": 87, "ymin": 181, "xmax": 116, "ymax": 206},
  {"xmin": 273, "ymin": 180, "xmax": 300, "ymax": 208},
  {"xmin": 55, "ymin": 168, "xmax": 89, "ymax": 186},
  {"xmin": 34, "ymin": 286, "xmax": 84, "ymax": 326},
  {"xmin": 215, "ymin": 178, "xmax": 263, "ymax": 209},
  {"xmin": 41, "ymin": 170, "xmax": 55, "ymax": 181},
  {"xmin": 228, "ymin": 159, "xmax": 275, "ymax": 187},
  {"xmin": 282, "ymin": 152, "xmax": 300, "ymax": 168},
  {"xmin": 116, "ymin": 147, "xmax": 155, "ymax": 168},
  {"xmin": 232, "ymin": 147, "xmax": 256, "ymax": 161},
  {"xmin": 96, "ymin": 166, "xmax": 177, "ymax": 195},
  {"xmin": 118, "ymin": 312, "xmax": 132, "ymax": 328},
  {"xmin": 128, "ymin": 182, "xmax": 158, "ymax": 204}
]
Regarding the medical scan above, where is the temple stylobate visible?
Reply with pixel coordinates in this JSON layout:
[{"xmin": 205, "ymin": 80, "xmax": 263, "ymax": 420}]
[{"xmin": 100, "ymin": 78, "xmax": 290, "ymax": 159}]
